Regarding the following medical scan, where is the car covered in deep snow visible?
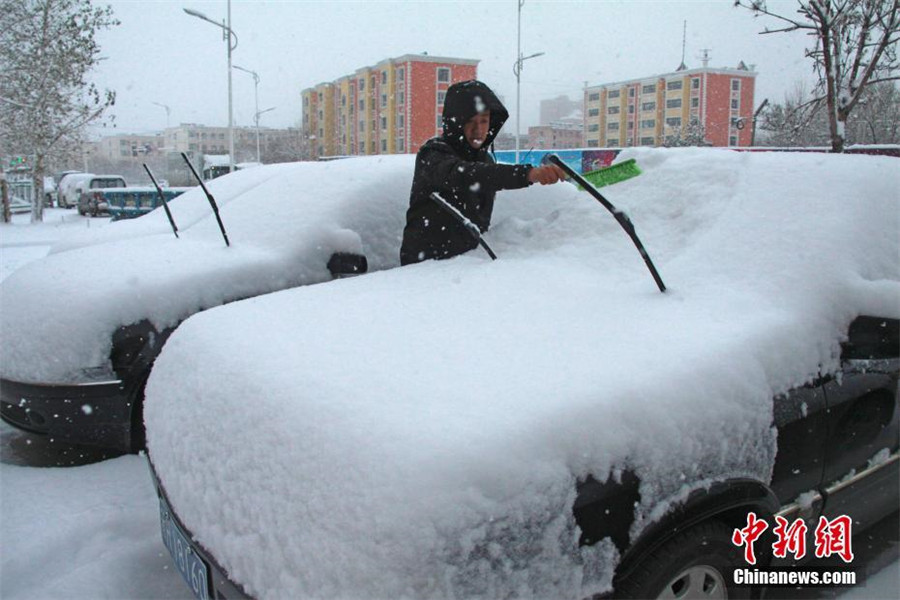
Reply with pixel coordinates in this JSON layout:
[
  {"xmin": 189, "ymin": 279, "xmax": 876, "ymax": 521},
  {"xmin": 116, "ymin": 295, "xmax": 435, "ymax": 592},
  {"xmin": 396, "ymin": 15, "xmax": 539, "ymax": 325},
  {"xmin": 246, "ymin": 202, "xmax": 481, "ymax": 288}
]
[
  {"xmin": 145, "ymin": 149, "xmax": 898, "ymax": 599},
  {"xmin": 0, "ymin": 157, "xmax": 411, "ymax": 451}
]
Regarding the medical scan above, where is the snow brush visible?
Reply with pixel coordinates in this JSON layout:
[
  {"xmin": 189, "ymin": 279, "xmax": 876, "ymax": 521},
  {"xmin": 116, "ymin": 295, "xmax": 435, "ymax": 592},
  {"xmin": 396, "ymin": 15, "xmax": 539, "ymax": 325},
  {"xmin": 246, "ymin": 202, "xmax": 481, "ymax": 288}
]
[
  {"xmin": 545, "ymin": 154, "xmax": 666, "ymax": 293},
  {"xmin": 581, "ymin": 158, "xmax": 642, "ymax": 189},
  {"xmin": 429, "ymin": 192, "xmax": 497, "ymax": 260}
]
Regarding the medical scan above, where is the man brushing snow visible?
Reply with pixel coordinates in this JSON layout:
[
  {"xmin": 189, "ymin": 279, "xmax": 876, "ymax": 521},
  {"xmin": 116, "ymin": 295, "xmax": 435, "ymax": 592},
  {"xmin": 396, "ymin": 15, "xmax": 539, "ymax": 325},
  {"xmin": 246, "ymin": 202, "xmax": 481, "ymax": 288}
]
[{"xmin": 400, "ymin": 80, "xmax": 566, "ymax": 265}]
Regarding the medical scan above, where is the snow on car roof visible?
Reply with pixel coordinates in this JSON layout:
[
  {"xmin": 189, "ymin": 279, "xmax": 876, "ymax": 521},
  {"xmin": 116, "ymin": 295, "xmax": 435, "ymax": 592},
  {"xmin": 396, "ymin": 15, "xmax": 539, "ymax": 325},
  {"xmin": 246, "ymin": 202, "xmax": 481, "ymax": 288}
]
[
  {"xmin": 144, "ymin": 148, "xmax": 899, "ymax": 599},
  {"xmin": 0, "ymin": 156, "xmax": 411, "ymax": 383}
]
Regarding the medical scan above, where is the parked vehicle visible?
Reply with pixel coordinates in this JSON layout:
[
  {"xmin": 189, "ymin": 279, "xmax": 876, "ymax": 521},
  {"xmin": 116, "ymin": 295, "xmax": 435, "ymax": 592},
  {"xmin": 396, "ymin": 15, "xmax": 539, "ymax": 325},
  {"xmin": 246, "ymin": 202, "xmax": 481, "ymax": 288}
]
[
  {"xmin": 75, "ymin": 176, "xmax": 128, "ymax": 216},
  {"xmin": 104, "ymin": 187, "xmax": 192, "ymax": 221},
  {"xmin": 56, "ymin": 172, "xmax": 93, "ymax": 208},
  {"xmin": 0, "ymin": 157, "xmax": 405, "ymax": 452},
  {"xmin": 143, "ymin": 149, "xmax": 899, "ymax": 600}
]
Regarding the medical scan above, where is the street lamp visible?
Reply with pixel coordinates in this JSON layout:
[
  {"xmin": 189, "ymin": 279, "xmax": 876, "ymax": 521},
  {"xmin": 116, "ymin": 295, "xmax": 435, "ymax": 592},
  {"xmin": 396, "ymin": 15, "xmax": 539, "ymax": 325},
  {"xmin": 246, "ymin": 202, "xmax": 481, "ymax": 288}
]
[
  {"xmin": 184, "ymin": 2, "xmax": 238, "ymax": 174},
  {"xmin": 514, "ymin": 0, "xmax": 543, "ymax": 164},
  {"xmin": 233, "ymin": 64, "xmax": 266, "ymax": 163},
  {"xmin": 152, "ymin": 102, "xmax": 171, "ymax": 130},
  {"xmin": 253, "ymin": 107, "xmax": 276, "ymax": 163}
]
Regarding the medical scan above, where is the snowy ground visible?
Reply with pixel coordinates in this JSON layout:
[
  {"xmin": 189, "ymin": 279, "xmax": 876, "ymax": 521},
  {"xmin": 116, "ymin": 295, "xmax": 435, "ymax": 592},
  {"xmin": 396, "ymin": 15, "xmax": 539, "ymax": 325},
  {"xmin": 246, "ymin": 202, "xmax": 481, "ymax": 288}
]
[{"xmin": 0, "ymin": 206, "xmax": 897, "ymax": 599}]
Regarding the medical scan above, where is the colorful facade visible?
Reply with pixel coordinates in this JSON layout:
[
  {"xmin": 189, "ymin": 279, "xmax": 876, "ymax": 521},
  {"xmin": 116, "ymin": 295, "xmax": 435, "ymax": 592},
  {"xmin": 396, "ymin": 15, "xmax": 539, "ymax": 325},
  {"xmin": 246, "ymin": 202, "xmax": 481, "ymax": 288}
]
[
  {"xmin": 302, "ymin": 54, "xmax": 478, "ymax": 159},
  {"xmin": 584, "ymin": 65, "xmax": 757, "ymax": 148}
]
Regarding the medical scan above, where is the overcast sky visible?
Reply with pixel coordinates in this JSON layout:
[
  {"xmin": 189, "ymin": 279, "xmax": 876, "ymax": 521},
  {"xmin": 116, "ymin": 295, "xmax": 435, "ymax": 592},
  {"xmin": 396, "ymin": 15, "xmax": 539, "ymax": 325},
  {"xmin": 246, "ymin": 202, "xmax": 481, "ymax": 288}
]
[{"xmin": 90, "ymin": 0, "xmax": 817, "ymax": 138}]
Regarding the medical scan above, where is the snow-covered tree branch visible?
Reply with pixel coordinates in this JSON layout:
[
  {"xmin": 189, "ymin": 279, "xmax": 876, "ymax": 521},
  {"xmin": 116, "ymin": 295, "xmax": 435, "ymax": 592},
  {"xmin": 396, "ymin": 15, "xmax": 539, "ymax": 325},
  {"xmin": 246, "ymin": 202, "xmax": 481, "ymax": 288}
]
[
  {"xmin": 0, "ymin": 0, "xmax": 119, "ymax": 222},
  {"xmin": 735, "ymin": 0, "xmax": 900, "ymax": 152}
]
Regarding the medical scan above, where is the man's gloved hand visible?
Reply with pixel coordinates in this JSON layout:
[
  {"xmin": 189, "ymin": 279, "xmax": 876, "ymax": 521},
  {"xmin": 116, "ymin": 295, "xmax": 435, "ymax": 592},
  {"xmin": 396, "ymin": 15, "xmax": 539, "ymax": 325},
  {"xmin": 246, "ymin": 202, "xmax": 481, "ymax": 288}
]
[{"xmin": 527, "ymin": 164, "xmax": 567, "ymax": 185}]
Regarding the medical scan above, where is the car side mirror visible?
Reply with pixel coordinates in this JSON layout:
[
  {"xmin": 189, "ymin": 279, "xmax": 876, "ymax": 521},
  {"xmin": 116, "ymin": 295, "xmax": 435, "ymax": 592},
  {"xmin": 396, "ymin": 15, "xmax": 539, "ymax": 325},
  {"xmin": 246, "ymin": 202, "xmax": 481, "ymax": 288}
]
[{"xmin": 327, "ymin": 252, "xmax": 368, "ymax": 278}]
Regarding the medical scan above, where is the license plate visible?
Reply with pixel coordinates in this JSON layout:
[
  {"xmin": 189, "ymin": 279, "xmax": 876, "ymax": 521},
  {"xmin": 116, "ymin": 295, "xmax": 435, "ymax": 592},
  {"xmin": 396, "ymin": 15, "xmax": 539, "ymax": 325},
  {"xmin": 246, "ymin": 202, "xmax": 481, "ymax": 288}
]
[{"xmin": 159, "ymin": 497, "xmax": 210, "ymax": 600}]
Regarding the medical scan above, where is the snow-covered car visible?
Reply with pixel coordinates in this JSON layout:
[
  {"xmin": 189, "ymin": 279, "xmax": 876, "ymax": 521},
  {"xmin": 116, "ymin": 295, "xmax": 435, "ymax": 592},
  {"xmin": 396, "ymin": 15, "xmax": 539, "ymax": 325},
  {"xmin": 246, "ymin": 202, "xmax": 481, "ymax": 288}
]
[
  {"xmin": 0, "ymin": 157, "xmax": 409, "ymax": 451},
  {"xmin": 145, "ymin": 149, "xmax": 898, "ymax": 599}
]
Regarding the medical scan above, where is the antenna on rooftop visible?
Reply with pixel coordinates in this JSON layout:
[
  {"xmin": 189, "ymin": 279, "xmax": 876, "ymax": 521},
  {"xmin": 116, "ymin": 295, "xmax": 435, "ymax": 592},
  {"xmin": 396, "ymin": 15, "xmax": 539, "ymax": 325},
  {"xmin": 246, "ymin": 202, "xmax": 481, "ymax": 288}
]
[
  {"xmin": 677, "ymin": 20, "xmax": 688, "ymax": 71},
  {"xmin": 699, "ymin": 48, "xmax": 711, "ymax": 68}
]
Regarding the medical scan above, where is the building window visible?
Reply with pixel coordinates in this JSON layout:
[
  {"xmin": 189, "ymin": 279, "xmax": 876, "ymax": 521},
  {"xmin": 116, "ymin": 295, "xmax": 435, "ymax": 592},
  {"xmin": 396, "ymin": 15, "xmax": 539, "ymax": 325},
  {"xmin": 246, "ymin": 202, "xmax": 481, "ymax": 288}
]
[
  {"xmin": 437, "ymin": 67, "xmax": 450, "ymax": 82},
  {"xmin": 359, "ymin": 79, "xmax": 365, "ymax": 91},
  {"xmin": 628, "ymin": 105, "xmax": 635, "ymax": 114},
  {"xmin": 642, "ymin": 102, "xmax": 656, "ymax": 111},
  {"xmin": 692, "ymin": 78, "xmax": 700, "ymax": 89},
  {"xmin": 381, "ymin": 140, "xmax": 387, "ymax": 152},
  {"xmin": 381, "ymin": 116, "xmax": 387, "ymax": 130},
  {"xmin": 731, "ymin": 99, "xmax": 739, "ymax": 109},
  {"xmin": 608, "ymin": 89, "xmax": 620, "ymax": 99},
  {"xmin": 607, "ymin": 138, "xmax": 618, "ymax": 146},
  {"xmin": 359, "ymin": 120, "xmax": 365, "ymax": 131},
  {"xmin": 381, "ymin": 93, "xmax": 388, "ymax": 107},
  {"xmin": 641, "ymin": 119, "xmax": 656, "ymax": 129},
  {"xmin": 666, "ymin": 98, "xmax": 682, "ymax": 109},
  {"xmin": 382, "ymin": 71, "xmax": 387, "ymax": 84},
  {"xmin": 629, "ymin": 88, "xmax": 636, "ymax": 97},
  {"xmin": 640, "ymin": 137, "xmax": 655, "ymax": 145},
  {"xmin": 359, "ymin": 99, "xmax": 364, "ymax": 110},
  {"xmin": 398, "ymin": 69, "xmax": 404, "ymax": 81},
  {"xmin": 359, "ymin": 142, "xmax": 365, "ymax": 154},
  {"xmin": 730, "ymin": 135, "xmax": 738, "ymax": 146},
  {"xmin": 608, "ymin": 122, "xmax": 620, "ymax": 131},
  {"xmin": 627, "ymin": 122, "xmax": 634, "ymax": 130},
  {"xmin": 588, "ymin": 124, "xmax": 599, "ymax": 132},
  {"xmin": 397, "ymin": 138, "xmax": 405, "ymax": 152},
  {"xmin": 398, "ymin": 114, "xmax": 404, "ymax": 128},
  {"xmin": 587, "ymin": 139, "xmax": 599, "ymax": 147},
  {"xmin": 608, "ymin": 106, "xmax": 620, "ymax": 115},
  {"xmin": 732, "ymin": 79, "xmax": 741, "ymax": 91},
  {"xmin": 588, "ymin": 108, "xmax": 600, "ymax": 117},
  {"xmin": 438, "ymin": 91, "xmax": 446, "ymax": 105},
  {"xmin": 691, "ymin": 97, "xmax": 699, "ymax": 108},
  {"xmin": 436, "ymin": 114, "xmax": 443, "ymax": 130},
  {"xmin": 588, "ymin": 92, "xmax": 600, "ymax": 102},
  {"xmin": 642, "ymin": 84, "xmax": 656, "ymax": 94},
  {"xmin": 666, "ymin": 117, "xmax": 682, "ymax": 127},
  {"xmin": 398, "ymin": 92, "xmax": 405, "ymax": 105},
  {"xmin": 667, "ymin": 80, "xmax": 683, "ymax": 91}
]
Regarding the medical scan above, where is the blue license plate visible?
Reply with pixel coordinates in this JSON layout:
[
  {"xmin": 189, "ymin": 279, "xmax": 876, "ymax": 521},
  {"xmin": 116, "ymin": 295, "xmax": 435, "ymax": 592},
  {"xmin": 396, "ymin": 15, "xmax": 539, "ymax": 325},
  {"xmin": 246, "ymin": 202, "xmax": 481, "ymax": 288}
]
[{"xmin": 159, "ymin": 497, "xmax": 210, "ymax": 600}]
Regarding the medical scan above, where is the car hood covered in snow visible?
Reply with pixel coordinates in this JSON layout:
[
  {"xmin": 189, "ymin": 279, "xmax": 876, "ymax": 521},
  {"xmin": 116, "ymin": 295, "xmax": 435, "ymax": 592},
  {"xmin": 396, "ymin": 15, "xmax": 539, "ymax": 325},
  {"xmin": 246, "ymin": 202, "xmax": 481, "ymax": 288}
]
[
  {"xmin": 0, "ymin": 156, "xmax": 412, "ymax": 384},
  {"xmin": 145, "ymin": 149, "xmax": 899, "ymax": 599}
]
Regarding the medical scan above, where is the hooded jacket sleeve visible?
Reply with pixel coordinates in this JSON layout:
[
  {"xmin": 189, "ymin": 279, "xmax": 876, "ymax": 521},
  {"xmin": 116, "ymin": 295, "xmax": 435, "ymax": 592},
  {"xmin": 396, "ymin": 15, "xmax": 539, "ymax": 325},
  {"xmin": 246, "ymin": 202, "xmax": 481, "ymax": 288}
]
[{"xmin": 419, "ymin": 142, "xmax": 532, "ymax": 194}]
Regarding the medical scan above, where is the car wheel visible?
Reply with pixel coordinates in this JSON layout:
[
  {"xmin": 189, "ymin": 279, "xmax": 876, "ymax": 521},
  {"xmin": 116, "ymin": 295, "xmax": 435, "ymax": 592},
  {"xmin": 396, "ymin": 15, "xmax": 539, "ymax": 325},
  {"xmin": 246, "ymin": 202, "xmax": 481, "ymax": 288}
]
[{"xmin": 615, "ymin": 521, "xmax": 750, "ymax": 599}]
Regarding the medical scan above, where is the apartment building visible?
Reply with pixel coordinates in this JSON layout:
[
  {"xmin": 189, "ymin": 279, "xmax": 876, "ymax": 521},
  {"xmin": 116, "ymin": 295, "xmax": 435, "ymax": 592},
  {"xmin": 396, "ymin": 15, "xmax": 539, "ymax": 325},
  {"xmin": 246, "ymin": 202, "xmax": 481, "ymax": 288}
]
[
  {"xmin": 528, "ymin": 121, "xmax": 584, "ymax": 150},
  {"xmin": 93, "ymin": 133, "xmax": 165, "ymax": 161},
  {"xmin": 584, "ymin": 63, "xmax": 757, "ymax": 148},
  {"xmin": 302, "ymin": 54, "xmax": 479, "ymax": 159}
]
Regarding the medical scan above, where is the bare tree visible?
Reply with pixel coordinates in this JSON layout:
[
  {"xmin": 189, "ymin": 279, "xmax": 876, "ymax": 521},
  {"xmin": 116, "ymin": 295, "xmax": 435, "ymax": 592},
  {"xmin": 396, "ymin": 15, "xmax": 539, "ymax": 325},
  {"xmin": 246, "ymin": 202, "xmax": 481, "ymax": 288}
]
[
  {"xmin": 735, "ymin": 0, "xmax": 900, "ymax": 152},
  {"xmin": 757, "ymin": 80, "xmax": 832, "ymax": 145},
  {"xmin": 0, "ymin": 0, "xmax": 119, "ymax": 222},
  {"xmin": 846, "ymin": 81, "xmax": 900, "ymax": 142},
  {"xmin": 664, "ymin": 118, "xmax": 713, "ymax": 147}
]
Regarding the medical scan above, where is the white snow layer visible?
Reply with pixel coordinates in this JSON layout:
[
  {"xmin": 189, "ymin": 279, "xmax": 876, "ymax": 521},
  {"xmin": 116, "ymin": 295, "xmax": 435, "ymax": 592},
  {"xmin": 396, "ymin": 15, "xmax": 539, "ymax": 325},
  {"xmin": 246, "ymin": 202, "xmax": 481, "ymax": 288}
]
[
  {"xmin": 0, "ymin": 156, "xmax": 410, "ymax": 383},
  {"xmin": 144, "ymin": 149, "xmax": 899, "ymax": 599}
]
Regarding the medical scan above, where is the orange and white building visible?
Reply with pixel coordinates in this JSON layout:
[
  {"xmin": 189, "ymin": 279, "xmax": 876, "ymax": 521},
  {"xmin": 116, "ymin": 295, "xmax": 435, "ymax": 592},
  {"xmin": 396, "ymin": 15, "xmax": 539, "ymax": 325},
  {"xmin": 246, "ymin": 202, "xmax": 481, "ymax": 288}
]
[
  {"xmin": 584, "ymin": 63, "xmax": 757, "ymax": 148},
  {"xmin": 302, "ymin": 54, "xmax": 479, "ymax": 159}
]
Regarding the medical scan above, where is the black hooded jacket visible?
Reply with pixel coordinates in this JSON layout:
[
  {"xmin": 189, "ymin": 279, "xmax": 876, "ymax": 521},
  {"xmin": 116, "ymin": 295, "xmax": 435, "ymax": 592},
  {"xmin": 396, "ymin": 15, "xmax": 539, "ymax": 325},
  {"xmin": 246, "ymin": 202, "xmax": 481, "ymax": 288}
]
[{"xmin": 400, "ymin": 80, "xmax": 533, "ymax": 265}]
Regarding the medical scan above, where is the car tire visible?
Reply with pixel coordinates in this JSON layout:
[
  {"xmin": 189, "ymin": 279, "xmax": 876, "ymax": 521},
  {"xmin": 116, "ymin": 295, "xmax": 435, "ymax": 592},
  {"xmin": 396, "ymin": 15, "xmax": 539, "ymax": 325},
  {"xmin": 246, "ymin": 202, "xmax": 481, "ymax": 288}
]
[{"xmin": 614, "ymin": 521, "xmax": 750, "ymax": 600}]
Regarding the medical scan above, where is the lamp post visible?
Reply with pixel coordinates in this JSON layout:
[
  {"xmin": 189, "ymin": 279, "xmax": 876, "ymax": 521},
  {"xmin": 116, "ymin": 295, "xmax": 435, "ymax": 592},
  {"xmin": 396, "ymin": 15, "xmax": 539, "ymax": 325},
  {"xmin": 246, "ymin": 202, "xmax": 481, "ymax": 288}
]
[
  {"xmin": 152, "ymin": 102, "xmax": 171, "ymax": 130},
  {"xmin": 253, "ymin": 107, "xmax": 276, "ymax": 163},
  {"xmin": 184, "ymin": 2, "xmax": 238, "ymax": 174},
  {"xmin": 233, "ymin": 64, "xmax": 266, "ymax": 163},
  {"xmin": 514, "ymin": 0, "xmax": 543, "ymax": 164}
]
